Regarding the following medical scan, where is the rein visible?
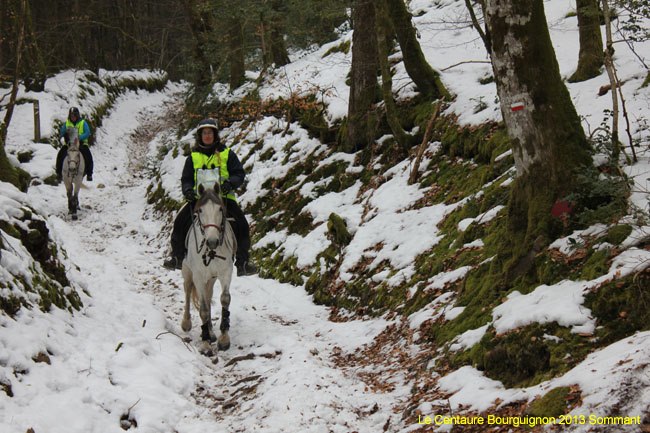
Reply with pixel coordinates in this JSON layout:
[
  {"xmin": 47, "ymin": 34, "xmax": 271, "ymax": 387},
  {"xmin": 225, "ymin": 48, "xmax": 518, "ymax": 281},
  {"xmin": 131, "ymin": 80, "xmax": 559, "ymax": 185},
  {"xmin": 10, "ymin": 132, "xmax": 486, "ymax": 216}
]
[{"xmin": 191, "ymin": 202, "xmax": 228, "ymax": 266}]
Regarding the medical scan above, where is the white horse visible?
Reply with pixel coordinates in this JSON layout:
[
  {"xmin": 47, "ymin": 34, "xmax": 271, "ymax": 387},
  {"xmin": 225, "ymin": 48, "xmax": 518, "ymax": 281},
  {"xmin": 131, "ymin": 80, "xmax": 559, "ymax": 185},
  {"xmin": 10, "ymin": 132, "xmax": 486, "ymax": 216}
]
[
  {"xmin": 181, "ymin": 183, "xmax": 237, "ymax": 352},
  {"xmin": 62, "ymin": 127, "xmax": 85, "ymax": 220}
]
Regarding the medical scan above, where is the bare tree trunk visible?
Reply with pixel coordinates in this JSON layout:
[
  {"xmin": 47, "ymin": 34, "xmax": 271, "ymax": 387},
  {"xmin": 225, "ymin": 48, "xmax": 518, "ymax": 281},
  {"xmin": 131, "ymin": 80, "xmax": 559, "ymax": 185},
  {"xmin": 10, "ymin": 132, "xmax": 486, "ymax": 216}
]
[
  {"xmin": 0, "ymin": 0, "xmax": 9, "ymax": 77},
  {"xmin": 180, "ymin": 0, "xmax": 215, "ymax": 87},
  {"xmin": 228, "ymin": 15, "xmax": 245, "ymax": 90},
  {"xmin": 482, "ymin": 0, "xmax": 594, "ymax": 268},
  {"xmin": 383, "ymin": 0, "xmax": 450, "ymax": 100},
  {"xmin": 0, "ymin": 0, "xmax": 30, "ymax": 190},
  {"xmin": 376, "ymin": 0, "xmax": 409, "ymax": 151},
  {"xmin": 601, "ymin": 0, "xmax": 620, "ymax": 162},
  {"xmin": 569, "ymin": 0, "xmax": 604, "ymax": 82},
  {"xmin": 345, "ymin": 0, "xmax": 379, "ymax": 152},
  {"xmin": 21, "ymin": 0, "xmax": 46, "ymax": 91},
  {"xmin": 269, "ymin": 0, "xmax": 290, "ymax": 67}
]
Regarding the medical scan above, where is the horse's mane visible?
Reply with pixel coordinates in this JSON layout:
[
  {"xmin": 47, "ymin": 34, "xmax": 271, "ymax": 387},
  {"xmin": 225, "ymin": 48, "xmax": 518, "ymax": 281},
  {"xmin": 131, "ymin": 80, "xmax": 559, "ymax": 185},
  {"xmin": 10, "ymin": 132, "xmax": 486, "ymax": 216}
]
[{"xmin": 195, "ymin": 187, "xmax": 223, "ymax": 210}]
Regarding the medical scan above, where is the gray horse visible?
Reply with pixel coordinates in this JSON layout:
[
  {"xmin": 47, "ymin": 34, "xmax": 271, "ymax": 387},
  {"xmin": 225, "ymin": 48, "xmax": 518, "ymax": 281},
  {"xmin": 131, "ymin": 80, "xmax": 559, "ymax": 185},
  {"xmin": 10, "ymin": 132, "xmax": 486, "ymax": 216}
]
[
  {"xmin": 181, "ymin": 183, "xmax": 237, "ymax": 353},
  {"xmin": 62, "ymin": 128, "xmax": 85, "ymax": 220}
]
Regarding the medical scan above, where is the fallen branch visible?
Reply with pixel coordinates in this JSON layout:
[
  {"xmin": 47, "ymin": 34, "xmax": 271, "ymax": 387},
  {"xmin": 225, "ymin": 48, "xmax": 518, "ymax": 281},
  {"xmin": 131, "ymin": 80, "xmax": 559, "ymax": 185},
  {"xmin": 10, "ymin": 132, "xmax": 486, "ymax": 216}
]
[
  {"xmin": 224, "ymin": 351, "xmax": 281, "ymax": 367},
  {"xmin": 409, "ymin": 102, "xmax": 441, "ymax": 185},
  {"xmin": 155, "ymin": 330, "xmax": 194, "ymax": 352},
  {"xmin": 440, "ymin": 60, "xmax": 491, "ymax": 72}
]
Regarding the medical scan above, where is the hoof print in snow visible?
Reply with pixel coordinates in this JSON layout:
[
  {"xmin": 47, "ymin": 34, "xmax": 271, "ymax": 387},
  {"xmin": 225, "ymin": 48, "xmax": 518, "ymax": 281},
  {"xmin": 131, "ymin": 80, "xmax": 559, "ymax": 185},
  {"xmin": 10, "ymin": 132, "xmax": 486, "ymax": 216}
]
[
  {"xmin": 1, "ymin": 378, "xmax": 13, "ymax": 397},
  {"xmin": 200, "ymin": 345, "xmax": 215, "ymax": 358},
  {"xmin": 32, "ymin": 352, "xmax": 51, "ymax": 364},
  {"xmin": 120, "ymin": 413, "xmax": 138, "ymax": 430}
]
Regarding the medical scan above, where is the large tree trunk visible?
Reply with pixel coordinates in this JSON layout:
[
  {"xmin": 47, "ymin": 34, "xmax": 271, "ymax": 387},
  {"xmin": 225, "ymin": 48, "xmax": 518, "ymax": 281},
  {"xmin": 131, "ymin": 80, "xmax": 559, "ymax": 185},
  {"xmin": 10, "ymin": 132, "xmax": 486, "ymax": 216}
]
[
  {"xmin": 268, "ymin": 0, "xmax": 290, "ymax": 67},
  {"xmin": 376, "ymin": 0, "xmax": 409, "ymax": 151},
  {"xmin": 383, "ymin": 0, "xmax": 450, "ymax": 100},
  {"xmin": 569, "ymin": 0, "xmax": 604, "ymax": 82},
  {"xmin": 180, "ymin": 0, "xmax": 215, "ymax": 88},
  {"xmin": 21, "ymin": 0, "xmax": 46, "ymax": 91},
  {"xmin": 483, "ymin": 0, "xmax": 594, "ymax": 266},
  {"xmin": 345, "ymin": 0, "xmax": 379, "ymax": 152},
  {"xmin": 0, "ymin": 0, "xmax": 9, "ymax": 77},
  {"xmin": 228, "ymin": 15, "xmax": 245, "ymax": 90}
]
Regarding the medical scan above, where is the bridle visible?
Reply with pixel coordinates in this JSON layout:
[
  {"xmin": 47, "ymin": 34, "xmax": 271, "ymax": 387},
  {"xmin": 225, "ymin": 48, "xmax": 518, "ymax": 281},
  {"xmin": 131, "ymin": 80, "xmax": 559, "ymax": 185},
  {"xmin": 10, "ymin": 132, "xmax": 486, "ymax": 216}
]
[{"xmin": 191, "ymin": 199, "xmax": 228, "ymax": 266}]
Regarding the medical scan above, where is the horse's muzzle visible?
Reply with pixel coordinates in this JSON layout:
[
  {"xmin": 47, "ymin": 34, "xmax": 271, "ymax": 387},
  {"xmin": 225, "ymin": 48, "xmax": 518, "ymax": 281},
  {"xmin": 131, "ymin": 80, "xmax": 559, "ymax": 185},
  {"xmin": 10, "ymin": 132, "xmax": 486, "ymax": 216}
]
[{"xmin": 206, "ymin": 237, "xmax": 220, "ymax": 250}]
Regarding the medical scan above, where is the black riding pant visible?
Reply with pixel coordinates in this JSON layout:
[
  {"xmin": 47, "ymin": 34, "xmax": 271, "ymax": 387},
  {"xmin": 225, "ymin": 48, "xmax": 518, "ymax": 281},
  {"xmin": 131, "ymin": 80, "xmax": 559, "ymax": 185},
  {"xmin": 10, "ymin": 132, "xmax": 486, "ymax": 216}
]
[
  {"xmin": 56, "ymin": 145, "xmax": 94, "ymax": 176},
  {"xmin": 170, "ymin": 198, "xmax": 251, "ymax": 265}
]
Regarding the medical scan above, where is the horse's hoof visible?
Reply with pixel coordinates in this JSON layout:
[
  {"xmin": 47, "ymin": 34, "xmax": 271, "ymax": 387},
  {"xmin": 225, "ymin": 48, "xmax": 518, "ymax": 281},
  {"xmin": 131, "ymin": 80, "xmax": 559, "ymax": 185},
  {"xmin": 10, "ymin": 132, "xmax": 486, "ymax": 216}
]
[
  {"xmin": 217, "ymin": 342, "xmax": 230, "ymax": 351},
  {"xmin": 217, "ymin": 337, "xmax": 230, "ymax": 351},
  {"xmin": 71, "ymin": 214, "xmax": 78, "ymax": 220}
]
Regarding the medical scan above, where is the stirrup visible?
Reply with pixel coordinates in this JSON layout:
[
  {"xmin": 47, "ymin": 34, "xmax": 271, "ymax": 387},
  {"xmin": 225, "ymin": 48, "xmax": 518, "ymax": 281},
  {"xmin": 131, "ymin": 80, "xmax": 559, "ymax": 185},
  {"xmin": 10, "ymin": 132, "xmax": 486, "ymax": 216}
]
[{"xmin": 163, "ymin": 256, "xmax": 182, "ymax": 270}]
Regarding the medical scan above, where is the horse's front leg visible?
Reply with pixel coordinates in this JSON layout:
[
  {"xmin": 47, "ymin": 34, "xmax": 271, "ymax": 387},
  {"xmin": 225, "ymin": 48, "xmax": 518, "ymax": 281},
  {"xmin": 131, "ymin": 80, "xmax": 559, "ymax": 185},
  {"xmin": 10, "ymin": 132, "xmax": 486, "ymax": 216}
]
[
  {"xmin": 181, "ymin": 270, "xmax": 193, "ymax": 332},
  {"xmin": 217, "ymin": 280, "xmax": 232, "ymax": 351},
  {"xmin": 66, "ymin": 187, "xmax": 74, "ymax": 213},
  {"xmin": 73, "ymin": 186, "xmax": 80, "ymax": 210},
  {"xmin": 199, "ymin": 281, "xmax": 217, "ymax": 343}
]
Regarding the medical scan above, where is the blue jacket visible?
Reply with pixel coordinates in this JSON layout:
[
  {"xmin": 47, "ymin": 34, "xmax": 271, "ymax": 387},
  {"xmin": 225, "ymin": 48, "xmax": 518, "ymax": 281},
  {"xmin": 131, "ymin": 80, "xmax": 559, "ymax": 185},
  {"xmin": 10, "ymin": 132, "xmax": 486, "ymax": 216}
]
[{"xmin": 60, "ymin": 119, "xmax": 91, "ymax": 145}]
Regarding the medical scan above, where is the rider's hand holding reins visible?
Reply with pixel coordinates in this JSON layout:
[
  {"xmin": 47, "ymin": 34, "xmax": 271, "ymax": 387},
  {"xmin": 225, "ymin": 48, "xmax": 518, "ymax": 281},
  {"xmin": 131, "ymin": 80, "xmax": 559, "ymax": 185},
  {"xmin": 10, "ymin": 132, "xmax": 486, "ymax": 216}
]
[{"xmin": 220, "ymin": 180, "xmax": 233, "ymax": 195}]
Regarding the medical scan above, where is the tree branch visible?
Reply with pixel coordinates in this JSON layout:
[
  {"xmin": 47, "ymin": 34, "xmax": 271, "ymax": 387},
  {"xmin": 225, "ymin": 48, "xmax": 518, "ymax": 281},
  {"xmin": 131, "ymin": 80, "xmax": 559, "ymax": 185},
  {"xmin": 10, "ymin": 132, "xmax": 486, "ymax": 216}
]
[{"xmin": 464, "ymin": 0, "xmax": 490, "ymax": 52}]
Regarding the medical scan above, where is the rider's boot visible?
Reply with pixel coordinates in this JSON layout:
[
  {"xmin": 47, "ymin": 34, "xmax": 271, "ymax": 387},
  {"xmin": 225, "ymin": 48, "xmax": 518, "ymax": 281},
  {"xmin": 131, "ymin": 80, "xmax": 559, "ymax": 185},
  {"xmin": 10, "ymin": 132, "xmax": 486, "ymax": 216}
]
[
  {"xmin": 236, "ymin": 260, "xmax": 258, "ymax": 276},
  {"xmin": 163, "ymin": 254, "xmax": 183, "ymax": 270}
]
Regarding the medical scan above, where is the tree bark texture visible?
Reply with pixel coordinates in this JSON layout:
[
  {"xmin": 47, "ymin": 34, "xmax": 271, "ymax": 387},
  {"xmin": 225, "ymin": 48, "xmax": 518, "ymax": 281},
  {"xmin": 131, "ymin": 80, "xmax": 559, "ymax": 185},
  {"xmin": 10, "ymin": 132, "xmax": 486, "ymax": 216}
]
[
  {"xmin": 383, "ymin": 0, "xmax": 450, "ymax": 100},
  {"xmin": 0, "ymin": 0, "xmax": 29, "ymax": 190},
  {"xmin": 21, "ymin": 0, "xmax": 46, "ymax": 91},
  {"xmin": 268, "ymin": 0, "xmax": 291, "ymax": 67},
  {"xmin": 569, "ymin": 0, "xmax": 604, "ymax": 82},
  {"xmin": 483, "ymin": 0, "xmax": 593, "ymax": 252},
  {"xmin": 484, "ymin": 0, "xmax": 592, "ymax": 180},
  {"xmin": 181, "ymin": 0, "xmax": 215, "ymax": 87},
  {"xmin": 228, "ymin": 15, "xmax": 246, "ymax": 90},
  {"xmin": 345, "ymin": 0, "xmax": 379, "ymax": 152},
  {"xmin": 0, "ymin": 0, "xmax": 6, "ymax": 75},
  {"xmin": 376, "ymin": 1, "xmax": 409, "ymax": 151},
  {"xmin": 601, "ymin": 0, "xmax": 620, "ymax": 161}
]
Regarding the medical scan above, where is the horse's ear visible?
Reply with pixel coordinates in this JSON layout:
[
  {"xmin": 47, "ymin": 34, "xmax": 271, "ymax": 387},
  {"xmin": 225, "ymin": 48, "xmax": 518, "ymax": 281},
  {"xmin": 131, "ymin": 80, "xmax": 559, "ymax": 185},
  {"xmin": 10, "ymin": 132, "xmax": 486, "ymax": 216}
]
[{"xmin": 198, "ymin": 184, "xmax": 205, "ymax": 195}]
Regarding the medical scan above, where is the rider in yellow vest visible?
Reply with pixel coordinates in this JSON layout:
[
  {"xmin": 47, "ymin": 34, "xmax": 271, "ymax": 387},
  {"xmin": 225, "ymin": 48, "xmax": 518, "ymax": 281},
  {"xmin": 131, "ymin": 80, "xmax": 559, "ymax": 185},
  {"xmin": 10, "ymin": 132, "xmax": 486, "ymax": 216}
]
[
  {"xmin": 163, "ymin": 118, "xmax": 257, "ymax": 276},
  {"xmin": 55, "ymin": 107, "xmax": 94, "ymax": 181}
]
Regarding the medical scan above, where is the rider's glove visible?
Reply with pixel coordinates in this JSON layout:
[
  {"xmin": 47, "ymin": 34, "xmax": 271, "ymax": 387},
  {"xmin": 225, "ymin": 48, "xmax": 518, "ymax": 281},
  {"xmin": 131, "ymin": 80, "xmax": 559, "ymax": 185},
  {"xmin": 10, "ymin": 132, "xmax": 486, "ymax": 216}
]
[
  {"xmin": 183, "ymin": 189, "xmax": 196, "ymax": 202},
  {"xmin": 220, "ymin": 180, "xmax": 233, "ymax": 195}
]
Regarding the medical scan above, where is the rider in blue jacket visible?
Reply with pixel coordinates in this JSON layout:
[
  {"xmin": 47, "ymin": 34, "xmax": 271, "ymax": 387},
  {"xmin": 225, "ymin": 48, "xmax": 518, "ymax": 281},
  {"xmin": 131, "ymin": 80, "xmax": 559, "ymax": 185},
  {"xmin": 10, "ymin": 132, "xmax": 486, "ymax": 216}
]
[
  {"xmin": 55, "ymin": 107, "xmax": 94, "ymax": 181},
  {"xmin": 163, "ymin": 118, "xmax": 257, "ymax": 276}
]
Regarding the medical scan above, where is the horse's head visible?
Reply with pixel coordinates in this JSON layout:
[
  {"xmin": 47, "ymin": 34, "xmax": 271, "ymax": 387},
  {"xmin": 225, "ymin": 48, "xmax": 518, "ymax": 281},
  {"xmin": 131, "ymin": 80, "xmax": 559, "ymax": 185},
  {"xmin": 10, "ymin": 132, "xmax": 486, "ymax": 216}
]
[{"xmin": 194, "ymin": 183, "xmax": 225, "ymax": 250}]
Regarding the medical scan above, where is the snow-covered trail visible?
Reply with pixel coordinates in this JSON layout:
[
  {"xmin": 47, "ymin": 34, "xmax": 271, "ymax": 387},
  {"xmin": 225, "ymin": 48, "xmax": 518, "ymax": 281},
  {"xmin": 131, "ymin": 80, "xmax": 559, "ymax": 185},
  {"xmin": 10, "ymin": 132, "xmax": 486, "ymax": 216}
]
[{"xmin": 8, "ymin": 88, "xmax": 406, "ymax": 433}]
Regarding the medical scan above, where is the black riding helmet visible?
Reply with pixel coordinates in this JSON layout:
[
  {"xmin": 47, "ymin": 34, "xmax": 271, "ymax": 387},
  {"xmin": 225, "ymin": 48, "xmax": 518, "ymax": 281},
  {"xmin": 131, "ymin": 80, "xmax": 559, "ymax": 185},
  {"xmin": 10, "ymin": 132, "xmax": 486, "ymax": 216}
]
[
  {"xmin": 68, "ymin": 107, "xmax": 80, "ymax": 119},
  {"xmin": 195, "ymin": 118, "xmax": 220, "ymax": 150}
]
